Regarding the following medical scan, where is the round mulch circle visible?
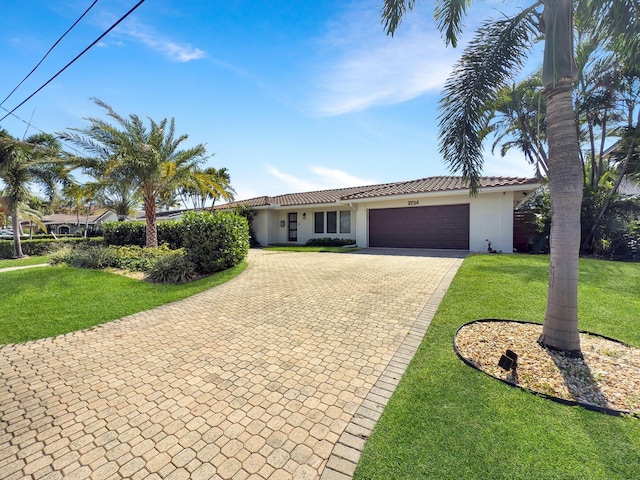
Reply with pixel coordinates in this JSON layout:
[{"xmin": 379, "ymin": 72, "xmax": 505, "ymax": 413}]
[{"xmin": 454, "ymin": 320, "xmax": 640, "ymax": 416}]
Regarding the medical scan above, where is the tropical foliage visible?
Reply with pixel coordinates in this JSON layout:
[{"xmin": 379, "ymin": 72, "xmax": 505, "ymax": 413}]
[
  {"xmin": 381, "ymin": 0, "xmax": 639, "ymax": 353},
  {"xmin": 0, "ymin": 130, "xmax": 71, "ymax": 257},
  {"xmin": 60, "ymin": 99, "xmax": 214, "ymax": 247}
]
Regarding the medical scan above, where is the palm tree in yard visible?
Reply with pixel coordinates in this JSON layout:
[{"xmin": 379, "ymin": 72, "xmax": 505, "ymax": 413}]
[
  {"xmin": 0, "ymin": 130, "xmax": 69, "ymax": 257},
  {"xmin": 61, "ymin": 99, "xmax": 209, "ymax": 247},
  {"xmin": 382, "ymin": 0, "xmax": 639, "ymax": 353},
  {"xmin": 179, "ymin": 166, "xmax": 236, "ymax": 210}
]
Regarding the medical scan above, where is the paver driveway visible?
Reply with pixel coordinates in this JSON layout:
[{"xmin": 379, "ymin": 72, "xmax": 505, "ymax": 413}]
[{"xmin": 0, "ymin": 248, "xmax": 465, "ymax": 479}]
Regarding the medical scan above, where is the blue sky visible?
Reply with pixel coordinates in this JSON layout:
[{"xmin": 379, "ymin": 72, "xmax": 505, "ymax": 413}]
[{"xmin": 1, "ymin": 0, "xmax": 537, "ymax": 201}]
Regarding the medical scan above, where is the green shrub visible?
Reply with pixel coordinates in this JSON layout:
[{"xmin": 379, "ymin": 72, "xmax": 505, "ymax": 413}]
[
  {"xmin": 67, "ymin": 246, "xmax": 119, "ymax": 269},
  {"xmin": 306, "ymin": 237, "xmax": 356, "ymax": 247},
  {"xmin": 158, "ymin": 222, "xmax": 184, "ymax": 250},
  {"xmin": 147, "ymin": 252, "xmax": 197, "ymax": 284},
  {"xmin": 110, "ymin": 244, "xmax": 176, "ymax": 271},
  {"xmin": 48, "ymin": 246, "xmax": 74, "ymax": 265},
  {"xmin": 103, "ymin": 222, "xmax": 146, "ymax": 246},
  {"xmin": 182, "ymin": 211, "xmax": 249, "ymax": 274},
  {"xmin": 103, "ymin": 220, "xmax": 184, "ymax": 248},
  {"xmin": 0, "ymin": 237, "xmax": 102, "ymax": 259}
]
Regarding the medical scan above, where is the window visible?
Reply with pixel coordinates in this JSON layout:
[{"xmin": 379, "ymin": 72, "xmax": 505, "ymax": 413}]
[
  {"xmin": 313, "ymin": 210, "xmax": 352, "ymax": 235},
  {"xmin": 314, "ymin": 212, "xmax": 324, "ymax": 234},
  {"xmin": 327, "ymin": 211, "xmax": 337, "ymax": 233},
  {"xmin": 340, "ymin": 211, "xmax": 351, "ymax": 233}
]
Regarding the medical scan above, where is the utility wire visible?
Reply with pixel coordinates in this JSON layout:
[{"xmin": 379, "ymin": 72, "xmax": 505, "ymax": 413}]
[
  {"xmin": 0, "ymin": 0, "xmax": 100, "ymax": 107},
  {"xmin": 0, "ymin": 104, "xmax": 85, "ymax": 157},
  {"xmin": 0, "ymin": 0, "xmax": 146, "ymax": 123}
]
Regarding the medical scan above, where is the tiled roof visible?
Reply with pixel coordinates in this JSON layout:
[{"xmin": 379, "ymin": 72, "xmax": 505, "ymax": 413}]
[
  {"xmin": 342, "ymin": 176, "xmax": 538, "ymax": 200},
  {"xmin": 217, "ymin": 176, "xmax": 539, "ymax": 209},
  {"xmin": 41, "ymin": 209, "xmax": 114, "ymax": 224}
]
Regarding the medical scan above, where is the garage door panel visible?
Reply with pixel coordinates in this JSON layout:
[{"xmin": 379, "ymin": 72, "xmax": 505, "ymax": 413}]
[{"xmin": 369, "ymin": 204, "xmax": 469, "ymax": 249}]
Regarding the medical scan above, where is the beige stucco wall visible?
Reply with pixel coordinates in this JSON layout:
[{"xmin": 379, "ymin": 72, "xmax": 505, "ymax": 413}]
[
  {"xmin": 250, "ymin": 188, "xmax": 521, "ymax": 251},
  {"xmin": 353, "ymin": 190, "xmax": 516, "ymax": 252}
]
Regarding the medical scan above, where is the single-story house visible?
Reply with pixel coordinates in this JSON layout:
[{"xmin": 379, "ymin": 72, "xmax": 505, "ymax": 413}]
[
  {"xmin": 218, "ymin": 176, "xmax": 541, "ymax": 252},
  {"xmin": 38, "ymin": 209, "xmax": 119, "ymax": 235}
]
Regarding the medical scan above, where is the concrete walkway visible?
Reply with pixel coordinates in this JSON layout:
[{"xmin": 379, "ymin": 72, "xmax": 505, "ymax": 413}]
[
  {"xmin": 0, "ymin": 264, "xmax": 49, "ymax": 273},
  {"xmin": 0, "ymin": 248, "xmax": 465, "ymax": 479}
]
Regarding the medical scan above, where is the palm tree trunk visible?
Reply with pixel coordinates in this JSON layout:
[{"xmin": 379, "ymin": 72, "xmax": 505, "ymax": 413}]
[
  {"xmin": 538, "ymin": 78, "xmax": 583, "ymax": 354},
  {"xmin": 143, "ymin": 193, "xmax": 158, "ymax": 248},
  {"xmin": 11, "ymin": 208, "xmax": 24, "ymax": 258}
]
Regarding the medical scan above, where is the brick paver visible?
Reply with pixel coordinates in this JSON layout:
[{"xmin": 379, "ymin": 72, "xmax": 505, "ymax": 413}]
[{"xmin": 0, "ymin": 248, "xmax": 464, "ymax": 479}]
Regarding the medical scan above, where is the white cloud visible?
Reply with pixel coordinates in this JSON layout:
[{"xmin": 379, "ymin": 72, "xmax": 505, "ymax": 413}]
[
  {"xmin": 309, "ymin": 166, "xmax": 376, "ymax": 187},
  {"xmin": 121, "ymin": 25, "xmax": 206, "ymax": 62},
  {"xmin": 266, "ymin": 165, "xmax": 377, "ymax": 192},
  {"xmin": 311, "ymin": 1, "xmax": 456, "ymax": 116}
]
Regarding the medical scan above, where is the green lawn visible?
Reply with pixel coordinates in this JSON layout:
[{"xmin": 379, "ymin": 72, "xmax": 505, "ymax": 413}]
[
  {"xmin": 0, "ymin": 261, "xmax": 247, "ymax": 344},
  {"xmin": 0, "ymin": 255, "xmax": 49, "ymax": 268},
  {"xmin": 354, "ymin": 254, "xmax": 640, "ymax": 480}
]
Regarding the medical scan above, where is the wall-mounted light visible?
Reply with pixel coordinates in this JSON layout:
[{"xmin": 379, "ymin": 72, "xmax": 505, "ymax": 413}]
[{"xmin": 302, "ymin": 213, "xmax": 306, "ymax": 219}]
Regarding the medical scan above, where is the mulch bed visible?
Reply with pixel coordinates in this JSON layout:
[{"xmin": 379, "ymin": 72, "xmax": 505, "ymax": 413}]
[{"xmin": 454, "ymin": 320, "xmax": 640, "ymax": 415}]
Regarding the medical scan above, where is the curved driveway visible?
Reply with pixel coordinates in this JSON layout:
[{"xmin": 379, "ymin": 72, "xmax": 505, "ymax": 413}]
[{"xmin": 0, "ymin": 249, "xmax": 465, "ymax": 479}]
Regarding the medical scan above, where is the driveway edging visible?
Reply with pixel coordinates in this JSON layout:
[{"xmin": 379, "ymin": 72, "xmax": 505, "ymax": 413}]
[{"xmin": 320, "ymin": 255, "xmax": 465, "ymax": 479}]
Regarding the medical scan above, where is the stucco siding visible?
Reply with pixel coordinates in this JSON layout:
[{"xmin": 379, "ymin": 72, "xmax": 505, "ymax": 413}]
[{"xmin": 469, "ymin": 191, "xmax": 514, "ymax": 252}]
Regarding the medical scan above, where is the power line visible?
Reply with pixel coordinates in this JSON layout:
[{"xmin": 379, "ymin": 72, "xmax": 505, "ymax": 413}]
[
  {"xmin": 0, "ymin": 104, "xmax": 85, "ymax": 157},
  {"xmin": 0, "ymin": 0, "xmax": 100, "ymax": 107},
  {"xmin": 0, "ymin": 0, "xmax": 146, "ymax": 123}
]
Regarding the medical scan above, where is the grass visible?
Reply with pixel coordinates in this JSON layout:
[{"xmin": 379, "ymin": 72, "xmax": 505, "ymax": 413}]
[
  {"xmin": 354, "ymin": 254, "xmax": 640, "ymax": 480},
  {"xmin": 0, "ymin": 255, "xmax": 49, "ymax": 268},
  {"xmin": 0, "ymin": 261, "xmax": 247, "ymax": 344},
  {"xmin": 264, "ymin": 246, "xmax": 361, "ymax": 253}
]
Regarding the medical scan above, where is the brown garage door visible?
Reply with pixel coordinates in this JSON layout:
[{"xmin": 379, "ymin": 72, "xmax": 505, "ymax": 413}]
[{"xmin": 369, "ymin": 204, "xmax": 469, "ymax": 249}]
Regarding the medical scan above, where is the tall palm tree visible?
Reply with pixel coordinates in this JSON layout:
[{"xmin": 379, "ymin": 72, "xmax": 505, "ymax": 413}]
[
  {"xmin": 382, "ymin": 0, "xmax": 639, "ymax": 353},
  {"xmin": 61, "ymin": 99, "xmax": 209, "ymax": 247},
  {"xmin": 0, "ymin": 130, "xmax": 69, "ymax": 257}
]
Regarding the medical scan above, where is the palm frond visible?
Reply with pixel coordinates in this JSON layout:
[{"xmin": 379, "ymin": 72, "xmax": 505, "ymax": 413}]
[
  {"xmin": 438, "ymin": 9, "xmax": 539, "ymax": 193},
  {"xmin": 586, "ymin": 0, "xmax": 640, "ymax": 65},
  {"xmin": 381, "ymin": 0, "xmax": 417, "ymax": 36},
  {"xmin": 434, "ymin": 0, "xmax": 474, "ymax": 47}
]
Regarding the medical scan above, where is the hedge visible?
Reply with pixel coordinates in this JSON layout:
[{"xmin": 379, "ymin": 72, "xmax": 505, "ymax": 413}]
[
  {"xmin": 103, "ymin": 221, "xmax": 184, "ymax": 249},
  {"xmin": 0, "ymin": 237, "xmax": 103, "ymax": 259}
]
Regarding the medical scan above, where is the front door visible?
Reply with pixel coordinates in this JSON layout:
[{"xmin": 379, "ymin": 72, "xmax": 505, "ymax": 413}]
[{"xmin": 288, "ymin": 213, "xmax": 298, "ymax": 241}]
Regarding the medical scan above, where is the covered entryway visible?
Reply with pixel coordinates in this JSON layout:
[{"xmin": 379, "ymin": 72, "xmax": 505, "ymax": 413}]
[{"xmin": 369, "ymin": 204, "xmax": 470, "ymax": 249}]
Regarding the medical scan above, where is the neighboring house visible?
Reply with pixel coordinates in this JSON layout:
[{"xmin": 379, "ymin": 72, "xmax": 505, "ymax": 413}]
[
  {"xmin": 217, "ymin": 176, "xmax": 541, "ymax": 252},
  {"xmin": 133, "ymin": 208, "xmax": 190, "ymax": 222},
  {"xmin": 39, "ymin": 209, "xmax": 119, "ymax": 235}
]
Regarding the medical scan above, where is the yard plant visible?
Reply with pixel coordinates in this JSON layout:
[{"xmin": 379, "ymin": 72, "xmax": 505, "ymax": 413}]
[{"xmin": 354, "ymin": 254, "xmax": 640, "ymax": 480}]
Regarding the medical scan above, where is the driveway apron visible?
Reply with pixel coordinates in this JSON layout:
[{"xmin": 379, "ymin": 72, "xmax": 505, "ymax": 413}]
[{"xmin": 0, "ymin": 249, "xmax": 465, "ymax": 479}]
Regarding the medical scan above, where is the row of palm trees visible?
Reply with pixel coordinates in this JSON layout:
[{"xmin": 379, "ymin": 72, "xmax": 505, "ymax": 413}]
[{"xmin": 0, "ymin": 99, "xmax": 235, "ymax": 256}]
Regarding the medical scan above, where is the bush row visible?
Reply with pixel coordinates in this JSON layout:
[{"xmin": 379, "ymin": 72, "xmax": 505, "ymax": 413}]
[
  {"xmin": 0, "ymin": 237, "xmax": 102, "ymax": 259},
  {"xmin": 103, "ymin": 221, "xmax": 183, "ymax": 249},
  {"xmin": 306, "ymin": 237, "xmax": 356, "ymax": 247},
  {"xmin": 102, "ymin": 212, "xmax": 249, "ymax": 274},
  {"xmin": 53, "ymin": 211, "xmax": 249, "ymax": 282}
]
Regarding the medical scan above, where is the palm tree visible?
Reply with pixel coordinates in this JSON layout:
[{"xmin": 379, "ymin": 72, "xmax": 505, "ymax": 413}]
[
  {"xmin": 61, "ymin": 99, "xmax": 209, "ymax": 247},
  {"xmin": 99, "ymin": 179, "xmax": 140, "ymax": 221},
  {"xmin": 489, "ymin": 75, "xmax": 548, "ymax": 178},
  {"xmin": 382, "ymin": 0, "xmax": 639, "ymax": 353},
  {"xmin": 179, "ymin": 166, "xmax": 236, "ymax": 210},
  {"xmin": 0, "ymin": 130, "xmax": 69, "ymax": 257}
]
